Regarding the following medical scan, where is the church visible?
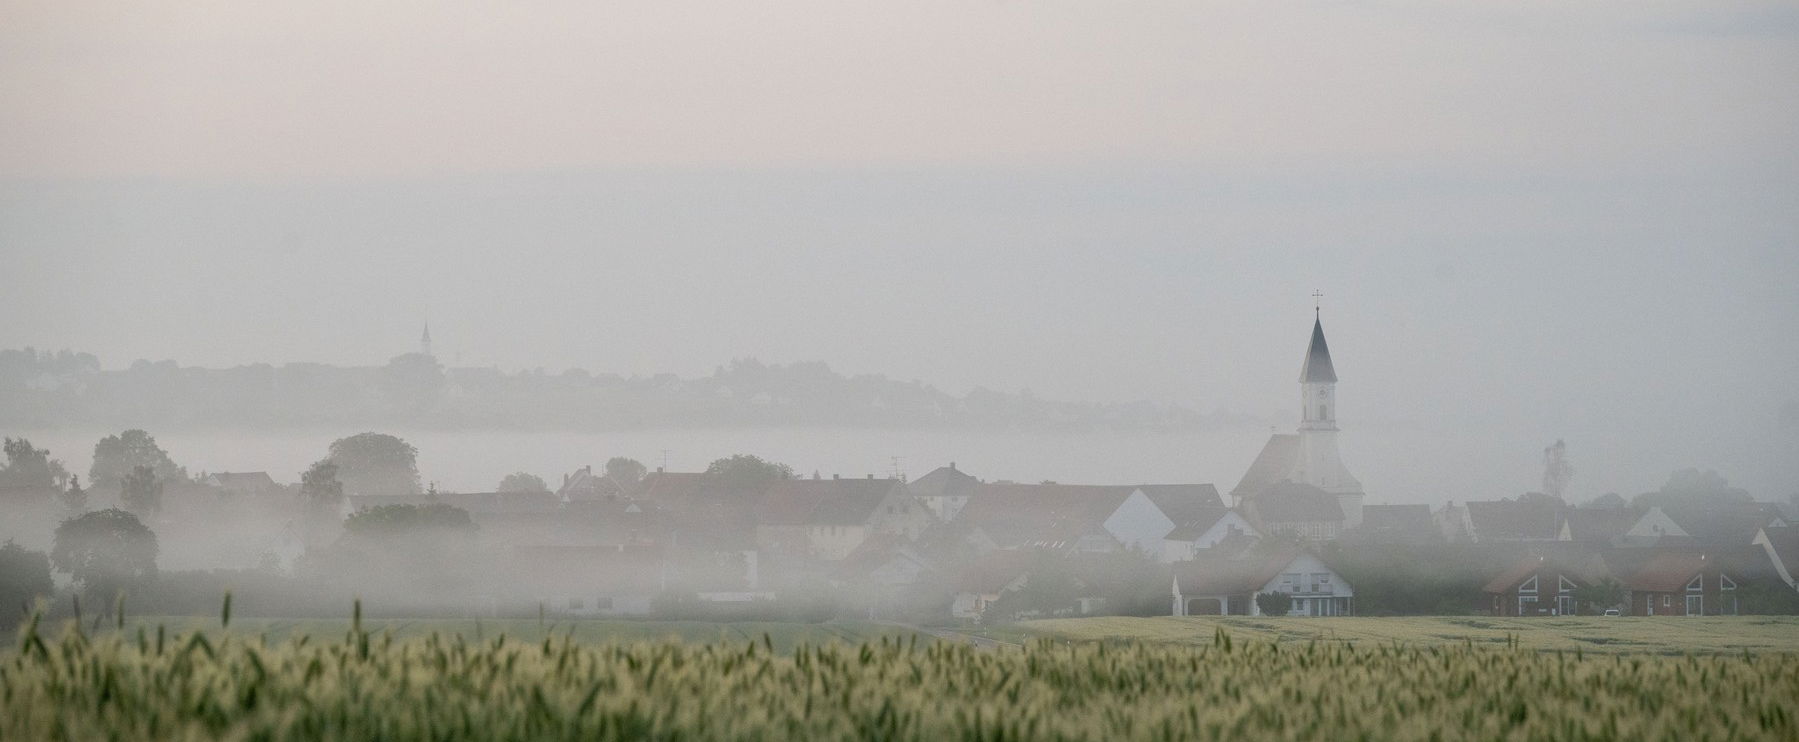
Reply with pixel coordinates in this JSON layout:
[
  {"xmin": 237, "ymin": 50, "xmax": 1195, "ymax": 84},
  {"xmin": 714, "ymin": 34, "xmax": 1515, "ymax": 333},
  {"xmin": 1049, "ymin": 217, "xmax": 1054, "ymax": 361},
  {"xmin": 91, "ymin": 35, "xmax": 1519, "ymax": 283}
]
[{"xmin": 1230, "ymin": 308, "xmax": 1366, "ymax": 537}]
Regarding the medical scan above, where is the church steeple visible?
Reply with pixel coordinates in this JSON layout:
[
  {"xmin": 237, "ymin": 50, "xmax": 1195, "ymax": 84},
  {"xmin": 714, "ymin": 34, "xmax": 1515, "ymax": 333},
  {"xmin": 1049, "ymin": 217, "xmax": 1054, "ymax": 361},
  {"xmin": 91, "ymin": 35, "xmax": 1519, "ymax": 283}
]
[
  {"xmin": 1299, "ymin": 315, "xmax": 1337, "ymax": 383},
  {"xmin": 420, "ymin": 323, "xmax": 433, "ymax": 357}
]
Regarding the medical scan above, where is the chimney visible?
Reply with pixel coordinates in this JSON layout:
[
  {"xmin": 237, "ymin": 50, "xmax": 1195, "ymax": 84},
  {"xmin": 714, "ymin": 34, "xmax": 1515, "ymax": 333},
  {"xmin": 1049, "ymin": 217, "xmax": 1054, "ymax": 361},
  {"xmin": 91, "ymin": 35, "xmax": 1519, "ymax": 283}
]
[
  {"xmin": 656, "ymin": 466, "xmax": 664, "ymax": 474},
  {"xmin": 867, "ymin": 473, "xmax": 874, "ymax": 480},
  {"xmin": 950, "ymin": 462, "xmax": 956, "ymax": 471},
  {"xmin": 833, "ymin": 474, "xmax": 840, "ymax": 480}
]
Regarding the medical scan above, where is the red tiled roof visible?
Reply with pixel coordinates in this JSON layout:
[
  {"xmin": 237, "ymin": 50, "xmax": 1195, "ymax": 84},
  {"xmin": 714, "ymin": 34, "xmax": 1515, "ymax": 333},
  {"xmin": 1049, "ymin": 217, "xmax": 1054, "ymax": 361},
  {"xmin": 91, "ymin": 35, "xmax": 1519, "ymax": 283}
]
[
  {"xmin": 957, "ymin": 484, "xmax": 1137, "ymax": 548},
  {"xmin": 1624, "ymin": 552, "xmax": 1713, "ymax": 592}
]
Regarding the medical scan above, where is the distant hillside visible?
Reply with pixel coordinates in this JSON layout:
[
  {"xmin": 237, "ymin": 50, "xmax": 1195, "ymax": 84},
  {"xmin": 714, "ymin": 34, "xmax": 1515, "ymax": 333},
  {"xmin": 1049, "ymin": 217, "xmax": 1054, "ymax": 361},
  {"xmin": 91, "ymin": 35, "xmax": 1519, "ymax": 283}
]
[{"xmin": 0, "ymin": 349, "xmax": 1221, "ymax": 432}]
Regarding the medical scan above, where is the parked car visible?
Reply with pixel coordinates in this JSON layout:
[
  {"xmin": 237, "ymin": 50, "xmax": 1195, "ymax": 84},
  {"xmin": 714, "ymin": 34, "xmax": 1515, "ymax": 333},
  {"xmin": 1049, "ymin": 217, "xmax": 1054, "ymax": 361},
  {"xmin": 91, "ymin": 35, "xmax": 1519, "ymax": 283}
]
[{"xmin": 1603, "ymin": 609, "xmax": 1621, "ymax": 617}]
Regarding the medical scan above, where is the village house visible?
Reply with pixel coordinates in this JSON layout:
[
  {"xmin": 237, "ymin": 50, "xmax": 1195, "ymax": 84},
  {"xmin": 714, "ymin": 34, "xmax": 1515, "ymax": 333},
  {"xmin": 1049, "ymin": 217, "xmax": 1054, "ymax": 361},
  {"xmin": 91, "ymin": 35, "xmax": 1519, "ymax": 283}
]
[
  {"xmin": 1623, "ymin": 552, "xmax": 1741, "ymax": 616},
  {"xmin": 201, "ymin": 471, "xmax": 284, "ymax": 498},
  {"xmin": 1170, "ymin": 548, "xmax": 1353, "ymax": 617},
  {"xmin": 1752, "ymin": 526, "xmax": 1799, "ymax": 589},
  {"xmin": 956, "ymin": 483, "xmax": 1174, "ymax": 554},
  {"xmin": 754, "ymin": 476, "xmax": 928, "ymax": 561},
  {"xmin": 1161, "ymin": 506, "xmax": 1260, "ymax": 562},
  {"xmin": 908, "ymin": 462, "xmax": 980, "ymax": 521},
  {"xmin": 555, "ymin": 465, "xmax": 625, "ymax": 503},
  {"xmin": 1481, "ymin": 555, "xmax": 1600, "ymax": 616}
]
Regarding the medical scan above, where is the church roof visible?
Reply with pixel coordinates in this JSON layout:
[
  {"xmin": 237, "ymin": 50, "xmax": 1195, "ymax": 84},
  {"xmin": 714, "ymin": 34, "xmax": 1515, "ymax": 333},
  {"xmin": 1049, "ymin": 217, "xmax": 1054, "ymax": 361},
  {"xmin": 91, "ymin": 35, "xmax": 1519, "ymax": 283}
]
[
  {"xmin": 1230, "ymin": 434, "xmax": 1299, "ymax": 501},
  {"xmin": 1299, "ymin": 316, "xmax": 1338, "ymax": 383}
]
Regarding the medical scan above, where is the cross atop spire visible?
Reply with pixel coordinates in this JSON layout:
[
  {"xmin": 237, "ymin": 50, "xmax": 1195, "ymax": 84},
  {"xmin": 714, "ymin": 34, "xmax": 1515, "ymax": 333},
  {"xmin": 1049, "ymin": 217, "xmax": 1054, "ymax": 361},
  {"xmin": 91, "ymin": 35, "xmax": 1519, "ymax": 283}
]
[{"xmin": 1312, "ymin": 289, "xmax": 1324, "ymax": 315}]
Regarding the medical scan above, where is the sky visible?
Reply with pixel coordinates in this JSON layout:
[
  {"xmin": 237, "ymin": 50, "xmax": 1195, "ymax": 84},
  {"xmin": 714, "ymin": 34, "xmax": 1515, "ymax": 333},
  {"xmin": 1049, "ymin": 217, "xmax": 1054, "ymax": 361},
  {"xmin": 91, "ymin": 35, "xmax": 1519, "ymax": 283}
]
[{"xmin": 2, "ymin": 1, "xmax": 1797, "ymax": 501}]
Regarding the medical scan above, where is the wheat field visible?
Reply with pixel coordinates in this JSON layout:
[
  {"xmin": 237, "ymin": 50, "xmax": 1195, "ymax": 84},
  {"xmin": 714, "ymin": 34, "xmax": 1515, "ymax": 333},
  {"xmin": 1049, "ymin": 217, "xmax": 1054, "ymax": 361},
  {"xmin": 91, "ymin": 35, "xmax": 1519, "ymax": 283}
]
[{"xmin": 3, "ymin": 612, "xmax": 1796, "ymax": 741}]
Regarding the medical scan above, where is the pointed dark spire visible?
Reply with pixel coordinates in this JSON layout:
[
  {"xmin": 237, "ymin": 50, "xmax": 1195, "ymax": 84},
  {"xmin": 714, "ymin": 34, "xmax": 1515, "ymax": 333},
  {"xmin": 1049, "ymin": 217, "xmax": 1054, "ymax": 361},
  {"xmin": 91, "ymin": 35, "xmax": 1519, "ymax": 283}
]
[{"xmin": 1299, "ymin": 316, "xmax": 1337, "ymax": 383}]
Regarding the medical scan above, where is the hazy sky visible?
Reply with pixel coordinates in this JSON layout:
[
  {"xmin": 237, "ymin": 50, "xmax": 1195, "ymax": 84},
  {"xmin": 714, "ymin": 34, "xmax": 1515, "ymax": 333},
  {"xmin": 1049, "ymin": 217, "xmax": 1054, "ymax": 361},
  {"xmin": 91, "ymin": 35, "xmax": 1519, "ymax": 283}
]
[{"xmin": 2, "ymin": 1, "xmax": 1796, "ymax": 500}]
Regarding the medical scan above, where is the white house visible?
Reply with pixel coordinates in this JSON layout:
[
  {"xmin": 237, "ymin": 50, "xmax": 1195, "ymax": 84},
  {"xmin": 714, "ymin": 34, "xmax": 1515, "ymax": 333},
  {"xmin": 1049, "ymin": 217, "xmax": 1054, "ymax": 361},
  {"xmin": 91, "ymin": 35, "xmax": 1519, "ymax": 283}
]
[
  {"xmin": 1171, "ymin": 549, "xmax": 1353, "ymax": 617},
  {"xmin": 1162, "ymin": 507, "xmax": 1261, "ymax": 563}
]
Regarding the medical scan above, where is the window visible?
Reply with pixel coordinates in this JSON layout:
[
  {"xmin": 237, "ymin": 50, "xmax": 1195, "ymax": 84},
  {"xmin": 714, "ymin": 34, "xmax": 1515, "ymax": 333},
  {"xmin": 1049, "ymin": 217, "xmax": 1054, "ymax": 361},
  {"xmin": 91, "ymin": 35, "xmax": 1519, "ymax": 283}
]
[
  {"xmin": 568, "ymin": 597, "xmax": 585, "ymax": 610},
  {"xmin": 1663, "ymin": 595, "xmax": 1672, "ymax": 607},
  {"xmin": 1721, "ymin": 575, "xmax": 1736, "ymax": 590},
  {"xmin": 1686, "ymin": 575, "xmax": 1703, "ymax": 592},
  {"xmin": 1558, "ymin": 576, "xmax": 1577, "ymax": 593},
  {"xmin": 1318, "ymin": 404, "xmax": 1328, "ymax": 419},
  {"xmin": 1519, "ymin": 575, "xmax": 1538, "ymax": 594}
]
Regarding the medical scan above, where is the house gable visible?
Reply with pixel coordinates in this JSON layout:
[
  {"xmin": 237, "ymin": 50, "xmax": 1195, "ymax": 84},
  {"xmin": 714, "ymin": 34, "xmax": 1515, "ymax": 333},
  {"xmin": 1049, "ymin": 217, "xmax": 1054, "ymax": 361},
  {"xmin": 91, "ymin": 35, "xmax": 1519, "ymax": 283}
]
[{"xmin": 1103, "ymin": 489, "xmax": 1176, "ymax": 554}]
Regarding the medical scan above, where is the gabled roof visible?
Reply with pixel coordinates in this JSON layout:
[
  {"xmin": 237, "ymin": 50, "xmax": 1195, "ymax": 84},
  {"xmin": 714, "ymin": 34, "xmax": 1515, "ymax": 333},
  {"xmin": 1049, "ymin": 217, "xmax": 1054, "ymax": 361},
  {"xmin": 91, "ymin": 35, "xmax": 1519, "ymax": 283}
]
[
  {"xmin": 1172, "ymin": 547, "xmax": 1306, "ymax": 596},
  {"xmin": 1661, "ymin": 503, "xmax": 1786, "ymax": 547},
  {"xmin": 1249, "ymin": 481, "xmax": 1343, "ymax": 524},
  {"xmin": 1623, "ymin": 552, "xmax": 1719, "ymax": 592},
  {"xmin": 1480, "ymin": 555, "xmax": 1600, "ymax": 594},
  {"xmin": 1164, "ymin": 506, "xmax": 1236, "ymax": 541},
  {"xmin": 1135, "ymin": 484, "xmax": 1225, "ymax": 523},
  {"xmin": 757, "ymin": 478, "xmax": 903, "ymax": 526},
  {"xmin": 909, "ymin": 464, "xmax": 980, "ymax": 498},
  {"xmin": 1560, "ymin": 506, "xmax": 1646, "ymax": 543},
  {"xmin": 1231, "ymin": 434, "xmax": 1299, "ymax": 501},
  {"xmin": 1758, "ymin": 526, "xmax": 1799, "ymax": 583},
  {"xmin": 557, "ymin": 467, "xmax": 625, "ymax": 501},
  {"xmin": 207, "ymin": 472, "xmax": 280, "ymax": 491},
  {"xmin": 956, "ymin": 484, "xmax": 1138, "ymax": 549},
  {"xmin": 1299, "ymin": 316, "xmax": 1337, "ymax": 383}
]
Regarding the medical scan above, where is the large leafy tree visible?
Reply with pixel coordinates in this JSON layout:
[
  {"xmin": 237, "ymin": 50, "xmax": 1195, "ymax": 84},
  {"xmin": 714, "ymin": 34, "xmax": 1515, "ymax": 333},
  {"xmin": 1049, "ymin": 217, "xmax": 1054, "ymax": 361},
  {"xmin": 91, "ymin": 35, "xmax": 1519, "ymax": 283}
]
[
  {"xmin": 0, "ymin": 540, "xmax": 53, "ymax": 629},
  {"xmin": 59, "ymin": 475, "xmax": 88, "ymax": 516},
  {"xmin": 299, "ymin": 459, "xmax": 345, "ymax": 510},
  {"xmin": 604, "ymin": 457, "xmax": 647, "ymax": 486},
  {"xmin": 496, "ymin": 472, "xmax": 549, "ymax": 494},
  {"xmin": 89, "ymin": 430, "xmax": 185, "ymax": 493},
  {"xmin": 605, "ymin": 457, "xmax": 648, "ymax": 485},
  {"xmin": 704, "ymin": 454, "xmax": 793, "ymax": 491},
  {"xmin": 51, "ymin": 509, "xmax": 158, "ymax": 600},
  {"xmin": 0, "ymin": 437, "xmax": 71, "ymax": 491},
  {"xmin": 326, "ymin": 433, "xmax": 421, "ymax": 496},
  {"xmin": 119, "ymin": 465, "xmax": 163, "ymax": 515},
  {"xmin": 1633, "ymin": 468, "xmax": 1753, "ymax": 509}
]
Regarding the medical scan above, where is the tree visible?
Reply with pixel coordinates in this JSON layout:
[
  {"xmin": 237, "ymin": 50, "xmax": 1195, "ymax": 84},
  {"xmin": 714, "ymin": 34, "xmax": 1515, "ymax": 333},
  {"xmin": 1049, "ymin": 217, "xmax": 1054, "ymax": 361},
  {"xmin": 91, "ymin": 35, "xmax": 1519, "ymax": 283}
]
[
  {"xmin": 0, "ymin": 540, "xmax": 53, "ymax": 629},
  {"xmin": 605, "ymin": 457, "xmax": 647, "ymax": 486},
  {"xmin": 705, "ymin": 454, "xmax": 793, "ymax": 491},
  {"xmin": 497, "ymin": 472, "xmax": 550, "ymax": 494},
  {"xmin": 1571, "ymin": 578, "xmax": 1625, "ymax": 615},
  {"xmin": 59, "ymin": 475, "xmax": 87, "ymax": 515},
  {"xmin": 1541, "ymin": 439, "xmax": 1573, "ymax": 500},
  {"xmin": 51, "ymin": 509, "xmax": 158, "ymax": 600},
  {"xmin": 1633, "ymin": 468, "xmax": 1752, "ymax": 509},
  {"xmin": 89, "ymin": 430, "xmax": 185, "ymax": 493},
  {"xmin": 299, "ymin": 459, "xmax": 345, "ymax": 510},
  {"xmin": 326, "ymin": 432, "xmax": 421, "ymax": 496},
  {"xmin": 1255, "ymin": 591, "xmax": 1294, "ymax": 616},
  {"xmin": 0, "ymin": 437, "xmax": 71, "ymax": 491},
  {"xmin": 119, "ymin": 465, "xmax": 162, "ymax": 515}
]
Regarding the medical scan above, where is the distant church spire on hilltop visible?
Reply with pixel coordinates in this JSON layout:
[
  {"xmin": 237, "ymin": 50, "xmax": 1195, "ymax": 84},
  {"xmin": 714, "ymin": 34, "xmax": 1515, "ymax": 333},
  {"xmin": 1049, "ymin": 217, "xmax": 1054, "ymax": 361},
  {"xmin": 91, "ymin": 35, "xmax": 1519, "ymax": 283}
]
[{"xmin": 420, "ymin": 323, "xmax": 433, "ymax": 357}]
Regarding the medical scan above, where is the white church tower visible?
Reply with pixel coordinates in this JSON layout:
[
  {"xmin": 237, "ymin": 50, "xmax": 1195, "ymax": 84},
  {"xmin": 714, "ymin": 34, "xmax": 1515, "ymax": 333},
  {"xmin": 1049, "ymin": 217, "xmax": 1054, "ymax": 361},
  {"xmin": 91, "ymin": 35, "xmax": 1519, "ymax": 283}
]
[{"xmin": 1292, "ymin": 307, "xmax": 1364, "ymax": 528}]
